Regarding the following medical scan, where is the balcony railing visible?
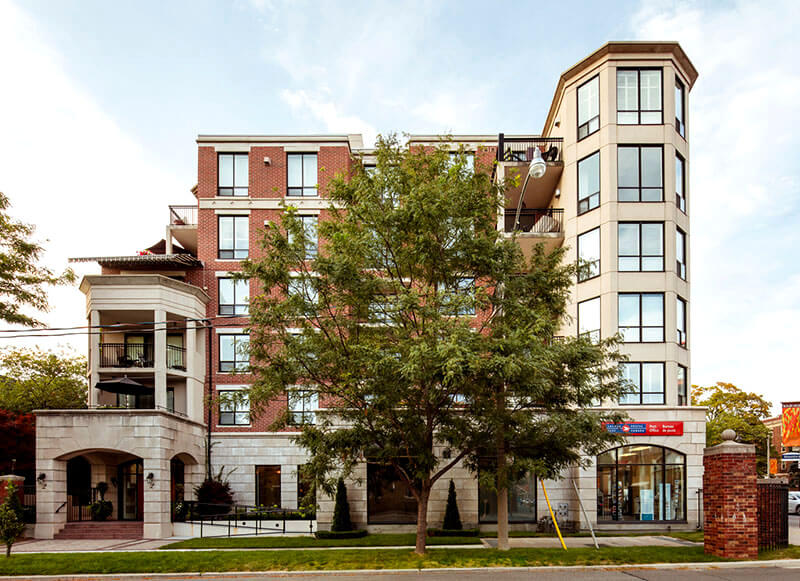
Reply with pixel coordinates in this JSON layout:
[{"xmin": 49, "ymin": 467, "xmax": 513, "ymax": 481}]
[
  {"xmin": 503, "ymin": 208, "xmax": 564, "ymax": 234},
  {"xmin": 99, "ymin": 343, "xmax": 154, "ymax": 368},
  {"xmin": 167, "ymin": 344, "xmax": 186, "ymax": 370},
  {"xmin": 497, "ymin": 134, "xmax": 563, "ymax": 164},
  {"xmin": 169, "ymin": 205, "xmax": 198, "ymax": 226}
]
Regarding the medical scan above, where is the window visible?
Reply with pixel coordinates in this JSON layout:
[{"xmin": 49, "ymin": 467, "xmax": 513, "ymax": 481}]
[
  {"xmin": 218, "ymin": 153, "xmax": 249, "ymax": 196},
  {"xmin": 287, "ymin": 153, "xmax": 318, "ymax": 197},
  {"xmin": 288, "ymin": 277, "xmax": 318, "ymax": 305},
  {"xmin": 219, "ymin": 334, "xmax": 249, "ymax": 372},
  {"xmin": 218, "ymin": 216, "xmax": 249, "ymax": 259},
  {"xmin": 677, "ymin": 365, "xmax": 687, "ymax": 406},
  {"xmin": 367, "ymin": 461, "xmax": 417, "ymax": 524},
  {"xmin": 618, "ymin": 293, "xmax": 664, "ymax": 342},
  {"xmin": 675, "ymin": 154, "xmax": 686, "ymax": 212},
  {"xmin": 617, "ymin": 68, "xmax": 663, "ymax": 124},
  {"xmin": 578, "ymin": 297, "xmax": 600, "ymax": 342},
  {"xmin": 448, "ymin": 151, "xmax": 475, "ymax": 174},
  {"xmin": 676, "ymin": 228, "xmax": 687, "ymax": 280},
  {"xmin": 219, "ymin": 390, "xmax": 249, "ymax": 425},
  {"xmin": 676, "ymin": 296, "xmax": 687, "ymax": 348},
  {"xmin": 618, "ymin": 223, "xmax": 664, "ymax": 271},
  {"xmin": 577, "ymin": 227, "xmax": 600, "ymax": 282},
  {"xmin": 597, "ymin": 445, "xmax": 685, "ymax": 521},
  {"xmin": 439, "ymin": 277, "xmax": 475, "ymax": 316},
  {"xmin": 618, "ymin": 146, "xmax": 663, "ymax": 202},
  {"xmin": 478, "ymin": 458, "xmax": 537, "ymax": 523},
  {"xmin": 619, "ymin": 362, "xmax": 665, "ymax": 405},
  {"xmin": 577, "ymin": 75, "xmax": 600, "ymax": 140},
  {"xmin": 219, "ymin": 278, "xmax": 249, "ymax": 315},
  {"xmin": 297, "ymin": 465, "xmax": 314, "ymax": 509},
  {"xmin": 288, "ymin": 215, "xmax": 318, "ymax": 258},
  {"xmin": 578, "ymin": 151, "xmax": 600, "ymax": 214},
  {"xmin": 288, "ymin": 388, "xmax": 318, "ymax": 425},
  {"xmin": 255, "ymin": 465, "xmax": 281, "ymax": 507},
  {"xmin": 675, "ymin": 77, "xmax": 686, "ymax": 137}
]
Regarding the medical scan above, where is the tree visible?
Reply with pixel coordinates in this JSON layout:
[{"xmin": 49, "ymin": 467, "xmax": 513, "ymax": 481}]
[
  {"xmin": 0, "ymin": 191, "xmax": 75, "ymax": 327},
  {"xmin": 0, "ymin": 411, "xmax": 35, "ymax": 482},
  {"xmin": 331, "ymin": 478, "xmax": 352, "ymax": 532},
  {"xmin": 442, "ymin": 479, "xmax": 462, "ymax": 531},
  {"xmin": 692, "ymin": 382, "xmax": 773, "ymax": 474},
  {"xmin": 0, "ymin": 347, "xmax": 87, "ymax": 413},
  {"xmin": 0, "ymin": 483, "xmax": 25, "ymax": 557},
  {"xmin": 243, "ymin": 135, "xmax": 625, "ymax": 554}
]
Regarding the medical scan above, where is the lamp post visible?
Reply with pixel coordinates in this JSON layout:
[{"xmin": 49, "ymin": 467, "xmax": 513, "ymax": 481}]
[{"xmin": 513, "ymin": 146, "xmax": 547, "ymax": 231}]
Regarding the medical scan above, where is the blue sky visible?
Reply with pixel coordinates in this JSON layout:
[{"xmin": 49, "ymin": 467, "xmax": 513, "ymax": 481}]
[{"xmin": 0, "ymin": 0, "xmax": 798, "ymax": 413}]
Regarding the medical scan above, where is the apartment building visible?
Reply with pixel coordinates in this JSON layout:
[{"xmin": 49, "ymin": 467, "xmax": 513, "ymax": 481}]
[{"xmin": 35, "ymin": 41, "xmax": 702, "ymax": 539}]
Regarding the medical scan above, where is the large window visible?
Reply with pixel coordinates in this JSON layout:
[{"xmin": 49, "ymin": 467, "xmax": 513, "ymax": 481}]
[
  {"xmin": 219, "ymin": 333, "xmax": 249, "ymax": 372},
  {"xmin": 218, "ymin": 390, "xmax": 249, "ymax": 425},
  {"xmin": 618, "ymin": 223, "xmax": 664, "ymax": 272},
  {"xmin": 288, "ymin": 215, "xmax": 318, "ymax": 258},
  {"xmin": 617, "ymin": 68, "xmax": 663, "ymax": 125},
  {"xmin": 619, "ymin": 293, "xmax": 664, "ymax": 342},
  {"xmin": 597, "ymin": 445, "xmax": 685, "ymax": 522},
  {"xmin": 218, "ymin": 153, "xmax": 249, "ymax": 197},
  {"xmin": 219, "ymin": 278, "xmax": 249, "ymax": 315},
  {"xmin": 367, "ymin": 462, "xmax": 417, "ymax": 524},
  {"xmin": 676, "ymin": 228, "xmax": 687, "ymax": 280},
  {"xmin": 675, "ymin": 154, "xmax": 686, "ymax": 212},
  {"xmin": 577, "ymin": 75, "xmax": 600, "ymax": 140},
  {"xmin": 287, "ymin": 153, "xmax": 318, "ymax": 197},
  {"xmin": 578, "ymin": 297, "xmax": 601, "ymax": 342},
  {"xmin": 578, "ymin": 151, "xmax": 600, "ymax": 214},
  {"xmin": 256, "ymin": 465, "xmax": 281, "ymax": 507},
  {"xmin": 677, "ymin": 365, "xmax": 687, "ymax": 406},
  {"xmin": 439, "ymin": 277, "xmax": 475, "ymax": 316},
  {"xmin": 619, "ymin": 362, "xmax": 665, "ymax": 405},
  {"xmin": 288, "ymin": 388, "xmax": 318, "ymax": 425},
  {"xmin": 218, "ymin": 216, "xmax": 249, "ymax": 259},
  {"xmin": 675, "ymin": 77, "xmax": 686, "ymax": 137},
  {"xmin": 288, "ymin": 277, "xmax": 319, "ymax": 305},
  {"xmin": 577, "ymin": 227, "xmax": 600, "ymax": 282},
  {"xmin": 677, "ymin": 296, "xmax": 687, "ymax": 348},
  {"xmin": 618, "ymin": 146, "xmax": 663, "ymax": 202},
  {"xmin": 478, "ymin": 459, "xmax": 537, "ymax": 523}
]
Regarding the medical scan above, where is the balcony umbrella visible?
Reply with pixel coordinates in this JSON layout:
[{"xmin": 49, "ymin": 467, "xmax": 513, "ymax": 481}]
[{"xmin": 95, "ymin": 376, "xmax": 153, "ymax": 396}]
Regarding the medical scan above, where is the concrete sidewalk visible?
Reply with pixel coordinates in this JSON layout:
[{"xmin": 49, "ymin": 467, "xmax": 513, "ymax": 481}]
[{"xmin": 482, "ymin": 535, "xmax": 699, "ymax": 549}]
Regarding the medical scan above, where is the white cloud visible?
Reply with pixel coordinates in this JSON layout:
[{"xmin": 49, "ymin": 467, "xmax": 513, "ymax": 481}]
[
  {"xmin": 632, "ymin": 0, "xmax": 800, "ymax": 413},
  {"xmin": 281, "ymin": 89, "xmax": 377, "ymax": 146},
  {"xmin": 0, "ymin": 0, "xmax": 187, "ymax": 351}
]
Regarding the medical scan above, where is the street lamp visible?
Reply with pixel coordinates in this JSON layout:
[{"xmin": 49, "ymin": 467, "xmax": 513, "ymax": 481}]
[{"xmin": 513, "ymin": 146, "xmax": 547, "ymax": 231}]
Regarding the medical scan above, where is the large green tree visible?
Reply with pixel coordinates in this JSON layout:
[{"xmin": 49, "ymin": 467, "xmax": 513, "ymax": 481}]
[
  {"xmin": 0, "ymin": 191, "xmax": 74, "ymax": 327},
  {"xmin": 0, "ymin": 347, "xmax": 87, "ymax": 413},
  {"xmin": 243, "ymin": 135, "xmax": 625, "ymax": 554}
]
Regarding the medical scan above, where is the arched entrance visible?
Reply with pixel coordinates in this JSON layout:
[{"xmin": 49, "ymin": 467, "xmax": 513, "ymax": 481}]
[{"xmin": 66, "ymin": 456, "xmax": 92, "ymax": 521}]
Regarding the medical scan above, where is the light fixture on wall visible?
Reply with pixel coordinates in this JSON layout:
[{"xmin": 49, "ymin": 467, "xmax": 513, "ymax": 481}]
[
  {"xmin": 37, "ymin": 473, "xmax": 47, "ymax": 490},
  {"xmin": 146, "ymin": 472, "xmax": 155, "ymax": 488},
  {"xmin": 513, "ymin": 146, "xmax": 548, "ymax": 231}
]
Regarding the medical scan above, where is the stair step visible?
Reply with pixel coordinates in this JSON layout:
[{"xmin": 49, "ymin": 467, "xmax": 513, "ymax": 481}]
[{"xmin": 55, "ymin": 521, "xmax": 144, "ymax": 540}]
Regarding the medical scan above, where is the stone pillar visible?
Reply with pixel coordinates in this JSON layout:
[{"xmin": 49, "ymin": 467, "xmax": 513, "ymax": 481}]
[
  {"xmin": 154, "ymin": 309, "xmax": 168, "ymax": 410},
  {"xmin": 34, "ymin": 458, "xmax": 67, "ymax": 539},
  {"xmin": 142, "ymin": 457, "xmax": 171, "ymax": 539},
  {"xmin": 185, "ymin": 320, "xmax": 203, "ymax": 422},
  {"xmin": 703, "ymin": 429, "xmax": 758, "ymax": 560},
  {"xmin": 89, "ymin": 310, "xmax": 100, "ymax": 406}
]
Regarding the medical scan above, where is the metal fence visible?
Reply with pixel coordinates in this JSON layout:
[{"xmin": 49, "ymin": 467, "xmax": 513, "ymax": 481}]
[
  {"xmin": 757, "ymin": 480, "xmax": 788, "ymax": 551},
  {"xmin": 99, "ymin": 343, "xmax": 155, "ymax": 368},
  {"xmin": 169, "ymin": 205, "xmax": 198, "ymax": 226},
  {"xmin": 173, "ymin": 501, "xmax": 315, "ymax": 538},
  {"xmin": 497, "ymin": 134, "xmax": 564, "ymax": 164},
  {"xmin": 503, "ymin": 208, "xmax": 564, "ymax": 234}
]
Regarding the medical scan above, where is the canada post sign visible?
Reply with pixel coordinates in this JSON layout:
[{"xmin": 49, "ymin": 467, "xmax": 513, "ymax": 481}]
[{"xmin": 604, "ymin": 422, "xmax": 684, "ymax": 436}]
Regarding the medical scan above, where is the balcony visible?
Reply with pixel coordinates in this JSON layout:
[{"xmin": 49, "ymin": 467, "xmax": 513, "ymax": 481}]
[
  {"xmin": 497, "ymin": 135, "xmax": 564, "ymax": 210},
  {"xmin": 99, "ymin": 343, "xmax": 186, "ymax": 371},
  {"xmin": 502, "ymin": 208, "xmax": 564, "ymax": 257},
  {"xmin": 168, "ymin": 205, "xmax": 198, "ymax": 254}
]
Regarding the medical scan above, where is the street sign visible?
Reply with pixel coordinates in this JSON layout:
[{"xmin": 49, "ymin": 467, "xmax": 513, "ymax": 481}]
[
  {"xmin": 603, "ymin": 422, "xmax": 684, "ymax": 436},
  {"xmin": 781, "ymin": 452, "xmax": 800, "ymax": 461}
]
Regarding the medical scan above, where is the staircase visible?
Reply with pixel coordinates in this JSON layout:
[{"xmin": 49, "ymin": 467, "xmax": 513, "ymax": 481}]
[{"xmin": 54, "ymin": 521, "xmax": 144, "ymax": 539}]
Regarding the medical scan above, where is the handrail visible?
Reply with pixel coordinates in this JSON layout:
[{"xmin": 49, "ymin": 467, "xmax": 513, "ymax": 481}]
[
  {"xmin": 497, "ymin": 134, "xmax": 564, "ymax": 163},
  {"xmin": 55, "ymin": 501, "xmax": 66, "ymax": 513},
  {"xmin": 169, "ymin": 205, "xmax": 198, "ymax": 226},
  {"xmin": 503, "ymin": 208, "xmax": 563, "ymax": 234}
]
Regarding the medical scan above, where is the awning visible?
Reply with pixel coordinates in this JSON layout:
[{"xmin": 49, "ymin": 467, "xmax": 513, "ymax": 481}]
[{"xmin": 95, "ymin": 376, "xmax": 154, "ymax": 396}]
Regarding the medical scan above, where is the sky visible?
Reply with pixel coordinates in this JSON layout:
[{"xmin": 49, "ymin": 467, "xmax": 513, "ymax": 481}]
[{"xmin": 0, "ymin": 0, "xmax": 798, "ymax": 414}]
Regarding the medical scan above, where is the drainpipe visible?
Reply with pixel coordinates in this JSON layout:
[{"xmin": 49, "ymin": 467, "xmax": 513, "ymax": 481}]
[{"xmin": 206, "ymin": 318, "xmax": 213, "ymax": 480}]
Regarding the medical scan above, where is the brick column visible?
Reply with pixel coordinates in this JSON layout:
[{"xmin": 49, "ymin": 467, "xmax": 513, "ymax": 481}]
[{"xmin": 703, "ymin": 429, "xmax": 758, "ymax": 560}]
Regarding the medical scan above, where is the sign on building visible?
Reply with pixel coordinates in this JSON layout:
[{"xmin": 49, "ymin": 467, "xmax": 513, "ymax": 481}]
[
  {"xmin": 603, "ymin": 422, "xmax": 683, "ymax": 436},
  {"xmin": 782, "ymin": 402, "xmax": 800, "ymax": 447}
]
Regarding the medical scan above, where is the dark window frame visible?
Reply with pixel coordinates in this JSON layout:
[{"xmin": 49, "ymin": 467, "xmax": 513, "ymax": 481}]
[
  {"xmin": 577, "ymin": 227, "xmax": 601, "ymax": 282},
  {"xmin": 616, "ymin": 67, "xmax": 664, "ymax": 125},
  {"xmin": 675, "ymin": 153, "xmax": 686, "ymax": 213},
  {"xmin": 618, "ymin": 292, "xmax": 665, "ymax": 343},
  {"xmin": 288, "ymin": 388, "xmax": 318, "ymax": 425},
  {"xmin": 676, "ymin": 227, "xmax": 687, "ymax": 280},
  {"xmin": 577, "ymin": 74, "xmax": 600, "ymax": 141},
  {"xmin": 676, "ymin": 295, "xmax": 687, "ymax": 348},
  {"xmin": 617, "ymin": 145, "xmax": 664, "ymax": 203},
  {"xmin": 217, "ymin": 152, "xmax": 249, "ymax": 197},
  {"xmin": 218, "ymin": 389, "xmax": 250, "ymax": 425},
  {"xmin": 288, "ymin": 214, "xmax": 318, "ymax": 258},
  {"xmin": 218, "ymin": 278, "xmax": 249, "ymax": 316},
  {"xmin": 675, "ymin": 76, "xmax": 686, "ymax": 138},
  {"xmin": 218, "ymin": 333, "xmax": 250, "ymax": 372},
  {"xmin": 218, "ymin": 215, "xmax": 249, "ymax": 260},
  {"xmin": 677, "ymin": 365, "xmax": 688, "ymax": 406},
  {"xmin": 367, "ymin": 461, "xmax": 417, "ymax": 525},
  {"xmin": 577, "ymin": 150, "xmax": 601, "ymax": 215},
  {"xmin": 287, "ymin": 153, "xmax": 319, "ymax": 197},
  {"xmin": 618, "ymin": 222, "xmax": 665, "ymax": 272},
  {"xmin": 255, "ymin": 465, "xmax": 281, "ymax": 507},
  {"xmin": 619, "ymin": 361, "xmax": 666, "ymax": 405},
  {"xmin": 578, "ymin": 296, "xmax": 601, "ymax": 342}
]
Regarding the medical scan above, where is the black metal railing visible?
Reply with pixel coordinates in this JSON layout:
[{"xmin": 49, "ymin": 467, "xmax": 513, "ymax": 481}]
[
  {"xmin": 503, "ymin": 208, "xmax": 564, "ymax": 234},
  {"xmin": 67, "ymin": 488, "xmax": 101, "ymax": 522},
  {"xmin": 167, "ymin": 344, "xmax": 186, "ymax": 370},
  {"xmin": 497, "ymin": 134, "xmax": 563, "ymax": 164},
  {"xmin": 82, "ymin": 404, "xmax": 188, "ymax": 418},
  {"xmin": 757, "ymin": 480, "xmax": 788, "ymax": 551},
  {"xmin": 173, "ymin": 501, "xmax": 315, "ymax": 538},
  {"xmin": 169, "ymin": 205, "xmax": 198, "ymax": 226},
  {"xmin": 99, "ymin": 343, "xmax": 155, "ymax": 368},
  {"xmin": 23, "ymin": 485, "xmax": 36, "ymax": 523}
]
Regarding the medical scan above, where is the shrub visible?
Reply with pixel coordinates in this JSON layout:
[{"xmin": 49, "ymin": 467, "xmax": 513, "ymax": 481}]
[
  {"xmin": 89, "ymin": 500, "xmax": 113, "ymax": 521},
  {"xmin": 314, "ymin": 529, "xmax": 367, "ymax": 539},
  {"xmin": 194, "ymin": 467, "xmax": 234, "ymax": 516},
  {"xmin": 331, "ymin": 478, "xmax": 352, "ymax": 532},
  {"xmin": 442, "ymin": 479, "xmax": 462, "ymax": 531},
  {"xmin": 0, "ymin": 484, "xmax": 25, "ymax": 557}
]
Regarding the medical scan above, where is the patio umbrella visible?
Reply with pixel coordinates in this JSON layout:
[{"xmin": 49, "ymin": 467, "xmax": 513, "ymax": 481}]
[{"xmin": 95, "ymin": 376, "xmax": 153, "ymax": 396}]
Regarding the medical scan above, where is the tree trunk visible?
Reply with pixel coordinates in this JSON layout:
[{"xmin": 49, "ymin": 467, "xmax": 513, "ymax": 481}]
[
  {"xmin": 496, "ymin": 433, "xmax": 509, "ymax": 551},
  {"xmin": 414, "ymin": 487, "xmax": 431, "ymax": 555},
  {"xmin": 5, "ymin": 542, "xmax": 10, "ymax": 558}
]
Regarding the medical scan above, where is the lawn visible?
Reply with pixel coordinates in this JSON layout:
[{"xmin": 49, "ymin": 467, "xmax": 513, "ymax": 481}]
[
  {"xmin": 162, "ymin": 533, "xmax": 482, "ymax": 549},
  {"xmin": 0, "ymin": 546, "xmax": 732, "ymax": 576}
]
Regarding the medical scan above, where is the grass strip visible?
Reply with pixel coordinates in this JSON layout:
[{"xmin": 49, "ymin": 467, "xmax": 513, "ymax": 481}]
[
  {"xmin": 0, "ymin": 546, "xmax": 735, "ymax": 576},
  {"xmin": 162, "ymin": 533, "xmax": 481, "ymax": 549}
]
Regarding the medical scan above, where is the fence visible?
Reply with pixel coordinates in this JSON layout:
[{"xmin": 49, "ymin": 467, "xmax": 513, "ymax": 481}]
[
  {"xmin": 503, "ymin": 208, "xmax": 564, "ymax": 234},
  {"xmin": 173, "ymin": 501, "xmax": 316, "ymax": 538},
  {"xmin": 497, "ymin": 134, "xmax": 563, "ymax": 164},
  {"xmin": 757, "ymin": 480, "xmax": 788, "ymax": 551},
  {"xmin": 169, "ymin": 205, "xmax": 198, "ymax": 226}
]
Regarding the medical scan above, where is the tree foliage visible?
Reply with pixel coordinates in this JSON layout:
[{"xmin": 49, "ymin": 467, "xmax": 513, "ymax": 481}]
[
  {"xmin": 442, "ymin": 479, "xmax": 462, "ymax": 531},
  {"xmin": 242, "ymin": 135, "xmax": 627, "ymax": 554},
  {"xmin": 0, "ymin": 483, "xmax": 25, "ymax": 557},
  {"xmin": 331, "ymin": 478, "xmax": 353, "ymax": 532},
  {"xmin": 0, "ymin": 411, "xmax": 35, "ymax": 482},
  {"xmin": 0, "ymin": 192, "xmax": 75, "ymax": 327},
  {"xmin": 0, "ymin": 347, "xmax": 87, "ymax": 413}
]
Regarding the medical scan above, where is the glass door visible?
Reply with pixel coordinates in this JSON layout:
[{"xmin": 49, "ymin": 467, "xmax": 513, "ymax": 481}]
[{"xmin": 118, "ymin": 461, "xmax": 143, "ymax": 520}]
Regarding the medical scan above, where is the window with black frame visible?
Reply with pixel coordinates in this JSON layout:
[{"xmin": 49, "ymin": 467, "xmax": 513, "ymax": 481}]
[
  {"xmin": 597, "ymin": 445, "xmax": 685, "ymax": 522},
  {"xmin": 675, "ymin": 77, "xmax": 686, "ymax": 137},
  {"xmin": 287, "ymin": 215, "xmax": 318, "ymax": 258},
  {"xmin": 617, "ymin": 68, "xmax": 663, "ymax": 125},
  {"xmin": 618, "ymin": 222, "xmax": 664, "ymax": 271},
  {"xmin": 578, "ymin": 151, "xmax": 600, "ymax": 214},
  {"xmin": 218, "ymin": 153, "xmax": 249, "ymax": 196},
  {"xmin": 288, "ymin": 388, "xmax": 317, "ymax": 425},
  {"xmin": 618, "ymin": 146, "xmax": 663, "ymax": 202},
  {"xmin": 218, "ymin": 278, "xmax": 249, "ymax": 315},
  {"xmin": 677, "ymin": 296, "xmax": 687, "ymax": 348},
  {"xmin": 577, "ymin": 75, "xmax": 600, "ymax": 140},
  {"xmin": 218, "ymin": 390, "xmax": 249, "ymax": 425},
  {"xmin": 619, "ymin": 362, "xmax": 665, "ymax": 405},
  {"xmin": 677, "ymin": 365, "xmax": 688, "ymax": 406},
  {"xmin": 676, "ymin": 228, "xmax": 687, "ymax": 280},
  {"xmin": 287, "ymin": 153, "xmax": 318, "ymax": 197},
  {"xmin": 675, "ymin": 154, "xmax": 686, "ymax": 212},
  {"xmin": 367, "ymin": 461, "xmax": 417, "ymax": 524},
  {"xmin": 218, "ymin": 215, "xmax": 249, "ymax": 259},
  {"xmin": 578, "ymin": 296, "xmax": 601, "ymax": 343},
  {"xmin": 219, "ymin": 333, "xmax": 249, "ymax": 372},
  {"xmin": 618, "ymin": 293, "xmax": 664, "ymax": 342},
  {"xmin": 577, "ymin": 227, "xmax": 600, "ymax": 282}
]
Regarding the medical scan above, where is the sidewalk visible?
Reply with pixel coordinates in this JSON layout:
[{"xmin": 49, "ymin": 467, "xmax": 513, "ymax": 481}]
[{"xmin": 482, "ymin": 535, "xmax": 698, "ymax": 549}]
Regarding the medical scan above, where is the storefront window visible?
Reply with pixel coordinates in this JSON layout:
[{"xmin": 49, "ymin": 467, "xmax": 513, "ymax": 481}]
[
  {"xmin": 367, "ymin": 462, "xmax": 417, "ymax": 524},
  {"xmin": 597, "ymin": 445, "xmax": 685, "ymax": 522},
  {"xmin": 478, "ymin": 460, "xmax": 537, "ymax": 523}
]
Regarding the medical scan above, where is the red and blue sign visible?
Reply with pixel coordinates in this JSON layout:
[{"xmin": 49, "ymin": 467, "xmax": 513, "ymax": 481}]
[{"xmin": 604, "ymin": 422, "xmax": 683, "ymax": 436}]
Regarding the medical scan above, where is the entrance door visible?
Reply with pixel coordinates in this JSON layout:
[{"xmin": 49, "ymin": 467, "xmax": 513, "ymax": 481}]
[
  {"xmin": 118, "ymin": 460, "xmax": 143, "ymax": 521},
  {"xmin": 255, "ymin": 465, "xmax": 281, "ymax": 508}
]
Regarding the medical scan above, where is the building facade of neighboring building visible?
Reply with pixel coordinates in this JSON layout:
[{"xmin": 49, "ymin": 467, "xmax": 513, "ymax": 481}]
[{"xmin": 35, "ymin": 41, "xmax": 703, "ymax": 539}]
